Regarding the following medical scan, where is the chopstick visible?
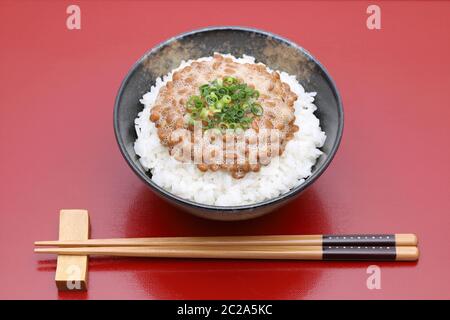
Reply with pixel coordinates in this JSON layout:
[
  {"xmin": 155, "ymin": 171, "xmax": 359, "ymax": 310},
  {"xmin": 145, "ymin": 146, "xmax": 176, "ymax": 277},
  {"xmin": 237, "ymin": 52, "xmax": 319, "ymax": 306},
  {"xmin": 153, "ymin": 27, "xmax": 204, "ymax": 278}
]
[
  {"xmin": 34, "ymin": 245, "xmax": 419, "ymax": 261},
  {"xmin": 34, "ymin": 234, "xmax": 419, "ymax": 261},
  {"xmin": 34, "ymin": 233, "xmax": 417, "ymax": 247}
]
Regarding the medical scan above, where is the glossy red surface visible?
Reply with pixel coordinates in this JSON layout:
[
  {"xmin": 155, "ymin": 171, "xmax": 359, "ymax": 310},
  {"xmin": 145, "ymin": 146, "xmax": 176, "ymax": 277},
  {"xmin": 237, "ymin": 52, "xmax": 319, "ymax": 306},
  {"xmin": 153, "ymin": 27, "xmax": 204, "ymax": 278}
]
[{"xmin": 1, "ymin": 1, "xmax": 449, "ymax": 299}]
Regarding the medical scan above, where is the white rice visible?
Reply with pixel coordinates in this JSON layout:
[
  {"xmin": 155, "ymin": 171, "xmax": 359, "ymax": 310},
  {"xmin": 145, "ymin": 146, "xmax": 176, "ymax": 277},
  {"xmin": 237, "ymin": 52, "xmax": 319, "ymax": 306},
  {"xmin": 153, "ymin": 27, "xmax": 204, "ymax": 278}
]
[{"xmin": 134, "ymin": 54, "xmax": 326, "ymax": 206}]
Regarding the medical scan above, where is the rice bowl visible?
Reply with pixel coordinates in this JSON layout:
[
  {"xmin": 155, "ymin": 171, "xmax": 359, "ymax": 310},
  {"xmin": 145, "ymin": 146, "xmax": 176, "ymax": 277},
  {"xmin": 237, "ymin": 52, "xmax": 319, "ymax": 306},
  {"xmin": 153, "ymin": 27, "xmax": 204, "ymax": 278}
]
[{"xmin": 133, "ymin": 53, "xmax": 326, "ymax": 206}]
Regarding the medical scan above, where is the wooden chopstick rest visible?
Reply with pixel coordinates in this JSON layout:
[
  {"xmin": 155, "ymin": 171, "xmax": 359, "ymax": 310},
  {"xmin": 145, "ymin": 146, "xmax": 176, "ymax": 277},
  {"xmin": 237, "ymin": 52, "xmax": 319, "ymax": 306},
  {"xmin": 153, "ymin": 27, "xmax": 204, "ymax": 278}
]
[{"xmin": 54, "ymin": 209, "xmax": 89, "ymax": 291}]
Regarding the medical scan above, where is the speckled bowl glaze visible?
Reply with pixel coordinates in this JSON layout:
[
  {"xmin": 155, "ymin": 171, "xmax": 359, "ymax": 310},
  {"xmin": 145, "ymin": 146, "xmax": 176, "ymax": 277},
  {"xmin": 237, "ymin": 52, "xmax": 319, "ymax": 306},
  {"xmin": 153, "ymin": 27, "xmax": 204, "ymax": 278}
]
[{"xmin": 114, "ymin": 26, "xmax": 344, "ymax": 221}]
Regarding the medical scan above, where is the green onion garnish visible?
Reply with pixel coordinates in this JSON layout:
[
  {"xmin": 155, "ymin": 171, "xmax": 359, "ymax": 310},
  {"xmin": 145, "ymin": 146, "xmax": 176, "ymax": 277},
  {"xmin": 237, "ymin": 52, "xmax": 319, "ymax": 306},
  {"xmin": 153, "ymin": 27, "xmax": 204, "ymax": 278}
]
[
  {"xmin": 185, "ymin": 77, "xmax": 263, "ymax": 132},
  {"xmin": 251, "ymin": 103, "xmax": 263, "ymax": 116},
  {"xmin": 221, "ymin": 95, "xmax": 232, "ymax": 104},
  {"xmin": 200, "ymin": 108, "xmax": 210, "ymax": 120}
]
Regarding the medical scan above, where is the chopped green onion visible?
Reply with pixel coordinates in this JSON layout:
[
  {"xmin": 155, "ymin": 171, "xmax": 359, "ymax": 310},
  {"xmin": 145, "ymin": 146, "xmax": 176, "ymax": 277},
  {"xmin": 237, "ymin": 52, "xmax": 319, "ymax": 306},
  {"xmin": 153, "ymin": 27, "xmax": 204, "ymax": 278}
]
[
  {"xmin": 224, "ymin": 77, "xmax": 236, "ymax": 85},
  {"xmin": 218, "ymin": 87, "xmax": 229, "ymax": 96},
  {"xmin": 219, "ymin": 122, "xmax": 228, "ymax": 130},
  {"xmin": 185, "ymin": 76, "xmax": 262, "ymax": 131},
  {"xmin": 191, "ymin": 110, "xmax": 199, "ymax": 118},
  {"xmin": 251, "ymin": 103, "xmax": 263, "ymax": 116},
  {"xmin": 206, "ymin": 92, "xmax": 218, "ymax": 105},
  {"xmin": 221, "ymin": 95, "xmax": 231, "ymax": 104},
  {"xmin": 209, "ymin": 106, "xmax": 221, "ymax": 113},
  {"xmin": 200, "ymin": 108, "xmax": 209, "ymax": 120},
  {"xmin": 216, "ymin": 101, "xmax": 224, "ymax": 110}
]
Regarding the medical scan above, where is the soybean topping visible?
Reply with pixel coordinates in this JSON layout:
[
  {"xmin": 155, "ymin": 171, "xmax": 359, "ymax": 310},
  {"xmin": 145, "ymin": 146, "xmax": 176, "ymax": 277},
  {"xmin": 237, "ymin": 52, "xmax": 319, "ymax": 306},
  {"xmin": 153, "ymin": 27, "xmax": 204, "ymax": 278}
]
[{"xmin": 149, "ymin": 54, "xmax": 299, "ymax": 179}]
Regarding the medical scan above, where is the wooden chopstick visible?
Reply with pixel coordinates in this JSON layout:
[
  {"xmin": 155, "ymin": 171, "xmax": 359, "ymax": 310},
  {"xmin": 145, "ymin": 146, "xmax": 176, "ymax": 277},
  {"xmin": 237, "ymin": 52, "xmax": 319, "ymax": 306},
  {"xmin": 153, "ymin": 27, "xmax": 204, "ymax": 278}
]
[
  {"xmin": 34, "ymin": 233, "xmax": 417, "ymax": 247},
  {"xmin": 34, "ymin": 245, "xmax": 419, "ymax": 261}
]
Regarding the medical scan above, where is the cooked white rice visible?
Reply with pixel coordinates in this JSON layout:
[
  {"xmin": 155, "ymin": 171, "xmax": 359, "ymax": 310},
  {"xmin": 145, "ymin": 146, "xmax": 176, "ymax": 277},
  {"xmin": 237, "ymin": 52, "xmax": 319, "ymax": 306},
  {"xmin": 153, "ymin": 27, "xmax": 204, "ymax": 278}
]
[{"xmin": 134, "ymin": 54, "xmax": 326, "ymax": 206}]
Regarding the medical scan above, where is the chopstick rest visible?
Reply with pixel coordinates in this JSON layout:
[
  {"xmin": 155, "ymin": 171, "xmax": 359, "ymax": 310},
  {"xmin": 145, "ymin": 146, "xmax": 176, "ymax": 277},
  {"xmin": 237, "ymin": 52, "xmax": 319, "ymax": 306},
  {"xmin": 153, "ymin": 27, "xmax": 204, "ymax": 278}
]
[{"xmin": 54, "ymin": 209, "xmax": 89, "ymax": 291}]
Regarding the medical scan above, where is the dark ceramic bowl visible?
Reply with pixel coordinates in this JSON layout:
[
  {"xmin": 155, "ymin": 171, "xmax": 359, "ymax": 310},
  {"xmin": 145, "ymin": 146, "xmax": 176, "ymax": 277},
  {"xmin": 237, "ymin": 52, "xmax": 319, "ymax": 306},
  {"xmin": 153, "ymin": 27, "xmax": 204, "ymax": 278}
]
[{"xmin": 114, "ymin": 26, "xmax": 343, "ymax": 221}]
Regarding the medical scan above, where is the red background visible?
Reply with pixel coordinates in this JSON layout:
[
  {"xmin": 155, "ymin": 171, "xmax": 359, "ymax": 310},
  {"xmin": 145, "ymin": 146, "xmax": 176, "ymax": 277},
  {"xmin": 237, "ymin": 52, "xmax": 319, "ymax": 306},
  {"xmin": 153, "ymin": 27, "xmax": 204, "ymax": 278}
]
[{"xmin": 1, "ymin": 0, "xmax": 449, "ymax": 299}]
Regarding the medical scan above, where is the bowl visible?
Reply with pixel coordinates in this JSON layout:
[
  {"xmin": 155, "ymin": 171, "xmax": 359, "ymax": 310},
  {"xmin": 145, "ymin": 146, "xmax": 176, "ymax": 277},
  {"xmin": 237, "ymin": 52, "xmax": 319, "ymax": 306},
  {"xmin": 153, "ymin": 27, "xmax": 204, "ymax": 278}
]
[{"xmin": 114, "ymin": 26, "xmax": 344, "ymax": 221}]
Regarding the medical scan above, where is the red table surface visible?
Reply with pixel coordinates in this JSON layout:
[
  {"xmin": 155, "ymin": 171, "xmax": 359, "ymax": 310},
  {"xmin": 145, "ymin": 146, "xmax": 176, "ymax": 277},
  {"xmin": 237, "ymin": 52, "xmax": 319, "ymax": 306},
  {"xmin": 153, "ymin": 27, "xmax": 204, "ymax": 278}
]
[{"xmin": 1, "ymin": 0, "xmax": 450, "ymax": 300}]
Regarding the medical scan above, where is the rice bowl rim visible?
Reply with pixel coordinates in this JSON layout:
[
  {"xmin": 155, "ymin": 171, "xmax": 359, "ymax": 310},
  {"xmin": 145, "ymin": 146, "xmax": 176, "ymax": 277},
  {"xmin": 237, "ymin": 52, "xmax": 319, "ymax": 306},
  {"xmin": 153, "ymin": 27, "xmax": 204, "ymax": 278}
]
[{"xmin": 113, "ymin": 26, "xmax": 344, "ymax": 212}]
